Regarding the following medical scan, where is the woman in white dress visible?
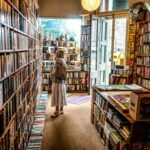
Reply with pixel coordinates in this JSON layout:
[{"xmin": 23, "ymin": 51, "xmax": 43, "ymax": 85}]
[{"xmin": 51, "ymin": 50, "xmax": 67, "ymax": 118}]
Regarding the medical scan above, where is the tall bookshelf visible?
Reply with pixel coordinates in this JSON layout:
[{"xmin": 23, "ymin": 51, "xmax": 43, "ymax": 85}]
[
  {"xmin": 0, "ymin": 0, "xmax": 41, "ymax": 149},
  {"xmin": 80, "ymin": 15, "xmax": 91, "ymax": 94},
  {"xmin": 135, "ymin": 12, "xmax": 150, "ymax": 90},
  {"xmin": 80, "ymin": 14, "xmax": 98, "ymax": 94}
]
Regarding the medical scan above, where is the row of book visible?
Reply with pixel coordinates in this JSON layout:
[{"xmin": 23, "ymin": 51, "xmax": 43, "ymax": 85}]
[
  {"xmin": 67, "ymin": 72, "xmax": 87, "ymax": 78},
  {"xmin": 80, "ymin": 24, "xmax": 90, "ymax": 81},
  {"xmin": 137, "ymin": 66, "xmax": 150, "ymax": 79},
  {"xmin": 0, "ymin": 25, "xmax": 36, "ymax": 51},
  {"xmin": 81, "ymin": 50, "xmax": 90, "ymax": 58},
  {"xmin": 137, "ymin": 35, "xmax": 144, "ymax": 46},
  {"xmin": 137, "ymin": 57, "xmax": 150, "ymax": 66},
  {"xmin": 81, "ymin": 34, "xmax": 90, "ymax": 42},
  {"xmin": 42, "ymin": 61, "xmax": 54, "ymax": 71},
  {"xmin": 107, "ymin": 107, "xmax": 130, "ymax": 139},
  {"xmin": 67, "ymin": 85, "xmax": 88, "ymax": 92},
  {"xmin": 81, "ymin": 64, "xmax": 89, "ymax": 71},
  {"xmin": 43, "ymin": 53, "xmax": 51, "ymax": 60},
  {"xmin": 0, "ymin": 26, "xmax": 13, "ymax": 50},
  {"xmin": 94, "ymin": 92, "xmax": 131, "ymax": 148},
  {"xmin": 14, "ymin": 32, "xmax": 28, "ymax": 50},
  {"xmin": 95, "ymin": 93, "xmax": 108, "ymax": 112},
  {"xmin": 0, "ymin": 51, "xmax": 38, "ymax": 79},
  {"xmin": 94, "ymin": 113, "xmax": 128, "ymax": 150},
  {"xmin": 0, "ymin": 77, "xmax": 34, "ymax": 138},
  {"xmin": 137, "ymin": 45, "xmax": 150, "ymax": 56},
  {"xmin": 0, "ymin": 65, "xmax": 38, "ymax": 107},
  {"xmin": 137, "ymin": 78, "xmax": 150, "ymax": 89},
  {"xmin": 29, "ymin": 38, "xmax": 38, "ymax": 49},
  {"xmin": 111, "ymin": 69, "xmax": 129, "ymax": 76},
  {"xmin": 94, "ymin": 104, "xmax": 106, "ymax": 127},
  {"xmin": 67, "ymin": 78, "xmax": 86, "ymax": 85},
  {"xmin": 10, "ymin": 0, "xmax": 37, "ymax": 25},
  {"xmin": 144, "ymin": 22, "xmax": 150, "ymax": 32},
  {"xmin": 29, "ymin": 50, "xmax": 36, "ymax": 62},
  {"xmin": 0, "ymin": 100, "xmax": 33, "ymax": 150},
  {"xmin": 110, "ymin": 75, "xmax": 128, "ymax": 85},
  {"xmin": 27, "ymin": 93, "xmax": 48, "ymax": 150},
  {"xmin": 66, "ymin": 54, "xmax": 79, "ymax": 62},
  {"xmin": 16, "ymin": 52, "xmax": 28, "ymax": 69},
  {"xmin": 0, "ymin": 54, "xmax": 14, "ymax": 78},
  {"xmin": 0, "ymin": 0, "xmax": 38, "ymax": 36},
  {"xmin": 0, "ymin": 26, "xmax": 38, "ymax": 51},
  {"xmin": 28, "ymin": 24, "xmax": 37, "ymax": 38},
  {"xmin": 81, "ymin": 41, "xmax": 90, "ymax": 49},
  {"xmin": 43, "ymin": 46, "xmax": 55, "ymax": 53},
  {"xmin": 144, "ymin": 32, "xmax": 150, "ymax": 43},
  {"xmin": 43, "ymin": 40, "xmax": 76, "ymax": 48},
  {"xmin": 81, "ymin": 25, "xmax": 90, "ymax": 35}
]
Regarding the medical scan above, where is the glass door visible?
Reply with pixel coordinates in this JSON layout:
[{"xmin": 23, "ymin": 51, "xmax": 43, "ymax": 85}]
[
  {"xmin": 97, "ymin": 16, "xmax": 112, "ymax": 85},
  {"xmin": 97, "ymin": 14, "xmax": 128, "ymax": 85}
]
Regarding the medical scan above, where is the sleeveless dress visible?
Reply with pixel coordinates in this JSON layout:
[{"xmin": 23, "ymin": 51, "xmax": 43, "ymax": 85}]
[{"xmin": 51, "ymin": 58, "xmax": 67, "ymax": 107}]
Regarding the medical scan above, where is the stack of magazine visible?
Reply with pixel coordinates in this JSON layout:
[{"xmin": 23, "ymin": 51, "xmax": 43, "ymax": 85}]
[{"xmin": 27, "ymin": 93, "xmax": 48, "ymax": 150}]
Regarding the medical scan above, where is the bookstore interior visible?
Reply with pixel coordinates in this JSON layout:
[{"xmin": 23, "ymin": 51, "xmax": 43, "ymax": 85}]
[{"xmin": 0, "ymin": 0, "xmax": 150, "ymax": 150}]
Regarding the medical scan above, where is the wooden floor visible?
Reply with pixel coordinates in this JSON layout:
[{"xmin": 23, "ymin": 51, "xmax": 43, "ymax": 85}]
[{"xmin": 41, "ymin": 93, "xmax": 105, "ymax": 150}]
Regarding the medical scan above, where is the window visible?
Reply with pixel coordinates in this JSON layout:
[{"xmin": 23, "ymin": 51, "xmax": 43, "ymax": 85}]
[
  {"xmin": 39, "ymin": 18, "xmax": 81, "ymax": 47},
  {"xmin": 100, "ymin": 0, "xmax": 129, "ymax": 12}
]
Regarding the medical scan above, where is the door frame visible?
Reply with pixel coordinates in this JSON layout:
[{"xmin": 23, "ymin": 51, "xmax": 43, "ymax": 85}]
[{"xmin": 96, "ymin": 10, "xmax": 129, "ymax": 85}]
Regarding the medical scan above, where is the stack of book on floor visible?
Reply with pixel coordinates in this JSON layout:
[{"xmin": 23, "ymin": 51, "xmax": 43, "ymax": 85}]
[{"xmin": 26, "ymin": 93, "xmax": 48, "ymax": 150}]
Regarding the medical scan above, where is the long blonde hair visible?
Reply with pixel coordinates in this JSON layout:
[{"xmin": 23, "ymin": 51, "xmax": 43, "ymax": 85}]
[{"xmin": 56, "ymin": 50, "xmax": 65, "ymax": 59}]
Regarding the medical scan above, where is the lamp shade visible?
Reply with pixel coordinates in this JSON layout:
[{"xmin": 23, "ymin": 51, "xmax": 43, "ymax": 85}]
[{"xmin": 81, "ymin": 0, "xmax": 101, "ymax": 11}]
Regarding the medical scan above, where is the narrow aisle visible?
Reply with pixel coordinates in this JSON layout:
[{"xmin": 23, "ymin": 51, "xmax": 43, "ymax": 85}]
[{"xmin": 42, "ymin": 94, "xmax": 105, "ymax": 150}]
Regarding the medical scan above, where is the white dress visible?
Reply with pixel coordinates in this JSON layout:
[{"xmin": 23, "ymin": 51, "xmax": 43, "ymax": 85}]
[{"xmin": 51, "ymin": 58, "xmax": 67, "ymax": 107}]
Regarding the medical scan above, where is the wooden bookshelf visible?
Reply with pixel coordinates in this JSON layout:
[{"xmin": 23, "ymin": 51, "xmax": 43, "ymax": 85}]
[
  {"xmin": 0, "ymin": 0, "xmax": 41, "ymax": 149},
  {"xmin": 91, "ymin": 85, "xmax": 150, "ymax": 150},
  {"xmin": 42, "ymin": 38, "xmax": 86, "ymax": 93},
  {"xmin": 80, "ymin": 15, "xmax": 92, "ymax": 94},
  {"xmin": 135, "ymin": 12, "xmax": 150, "ymax": 89}
]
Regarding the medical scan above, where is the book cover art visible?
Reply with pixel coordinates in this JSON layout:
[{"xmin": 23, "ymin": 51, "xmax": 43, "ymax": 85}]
[{"xmin": 108, "ymin": 92, "xmax": 131, "ymax": 111}]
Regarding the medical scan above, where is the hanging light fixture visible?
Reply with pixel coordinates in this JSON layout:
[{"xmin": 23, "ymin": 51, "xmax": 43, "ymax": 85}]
[{"xmin": 81, "ymin": 0, "xmax": 101, "ymax": 12}]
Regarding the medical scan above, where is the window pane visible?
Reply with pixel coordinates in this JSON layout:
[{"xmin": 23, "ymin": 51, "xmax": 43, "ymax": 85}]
[
  {"xmin": 39, "ymin": 18, "xmax": 81, "ymax": 47},
  {"xmin": 113, "ymin": 18, "xmax": 127, "ymax": 66},
  {"xmin": 100, "ymin": 0, "xmax": 129, "ymax": 12}
]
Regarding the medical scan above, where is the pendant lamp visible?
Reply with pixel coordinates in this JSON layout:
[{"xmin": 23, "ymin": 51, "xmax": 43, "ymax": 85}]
[{"xmin": 81, "ymin": 0, "xmax": 101, "ymax": 11}]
